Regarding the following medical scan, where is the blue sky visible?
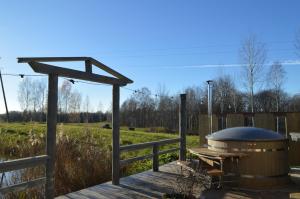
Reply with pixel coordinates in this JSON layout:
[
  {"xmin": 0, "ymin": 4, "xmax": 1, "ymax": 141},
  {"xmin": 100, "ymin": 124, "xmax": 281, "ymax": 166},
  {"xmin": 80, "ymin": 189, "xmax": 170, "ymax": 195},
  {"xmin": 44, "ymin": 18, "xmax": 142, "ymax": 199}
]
[{"xmin": 0, "ymin": 0, "xmax": 300, "ymax": 113}]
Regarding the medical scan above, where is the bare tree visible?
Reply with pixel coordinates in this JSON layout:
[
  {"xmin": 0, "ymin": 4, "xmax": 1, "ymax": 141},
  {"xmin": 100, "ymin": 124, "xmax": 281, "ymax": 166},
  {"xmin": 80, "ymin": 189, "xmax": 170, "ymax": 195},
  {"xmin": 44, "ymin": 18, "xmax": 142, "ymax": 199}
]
[
  {"xmin": 60, "ymin": 80, "xmax": 72, "ymax": 113},
  {"xmin": 83, "ymin": 95, "xmax": 90, "ymax": 122},
  {"xmin": 68, "ymin": 90, "xmax": 82, "ymax": 122},
  {"xmin": 268, "ymin": 61, "xmax": 286, "ymax": 132},
  {"xmin": 240, "ymin": 34, "xmax": 267, "ymax": 125},
  {"xmin": 69, "ymin": 90, "xmax": 82, "ymax": 113},
  {"xmin": 31, "ymin": 79, "xmax": 46, "ymax": 112},
  {"xmin": 37, "ymin": 79, "xmax": 47, "ymax": 112},
  {"xmin": 268, "ymin": 61, "xmax": 286, "ymax": 112},
  {"xmin": 18, "ymin": 77, "xmax": 32, "ymax": 111}
]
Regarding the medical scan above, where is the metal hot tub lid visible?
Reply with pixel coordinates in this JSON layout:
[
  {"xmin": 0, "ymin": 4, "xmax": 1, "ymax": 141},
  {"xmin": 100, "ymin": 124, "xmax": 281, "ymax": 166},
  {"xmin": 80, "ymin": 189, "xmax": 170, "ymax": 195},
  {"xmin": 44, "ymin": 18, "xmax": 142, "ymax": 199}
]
[{"xmin": 206, "ymin": 127, "xmax": 286, "ymax": 141}]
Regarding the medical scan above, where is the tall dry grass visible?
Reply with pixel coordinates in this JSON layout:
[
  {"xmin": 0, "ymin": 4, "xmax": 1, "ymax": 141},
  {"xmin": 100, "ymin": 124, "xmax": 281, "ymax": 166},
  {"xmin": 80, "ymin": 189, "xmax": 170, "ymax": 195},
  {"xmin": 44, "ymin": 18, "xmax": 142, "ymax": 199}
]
[
  {"xmin": 54, "ymin": 126, "xmax": 112, "ymax": 195},
  {"xmin": 2, "ymin": 125, "xmax": 116, "ymax": 198}
]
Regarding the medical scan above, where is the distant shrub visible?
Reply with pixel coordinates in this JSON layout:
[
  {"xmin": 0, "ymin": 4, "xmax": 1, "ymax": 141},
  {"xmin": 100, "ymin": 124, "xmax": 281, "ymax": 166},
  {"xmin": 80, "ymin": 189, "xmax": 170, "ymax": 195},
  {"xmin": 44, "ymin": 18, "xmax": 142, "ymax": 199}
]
[{"xmin": 102, "ymin": 123, "xmax": 111, "ymax": 129}]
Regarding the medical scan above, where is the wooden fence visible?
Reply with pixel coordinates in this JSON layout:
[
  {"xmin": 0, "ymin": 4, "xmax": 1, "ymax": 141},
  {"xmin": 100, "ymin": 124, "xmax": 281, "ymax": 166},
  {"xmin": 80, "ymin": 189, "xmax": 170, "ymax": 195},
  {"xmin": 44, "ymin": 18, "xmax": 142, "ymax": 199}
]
[
  {"xmin": 0, "ymin": 155, "xmax": 48, "ymax": 194},
  {"xmin": 120, "ymin": 138, "xmax": 181, "ymax": 171}
]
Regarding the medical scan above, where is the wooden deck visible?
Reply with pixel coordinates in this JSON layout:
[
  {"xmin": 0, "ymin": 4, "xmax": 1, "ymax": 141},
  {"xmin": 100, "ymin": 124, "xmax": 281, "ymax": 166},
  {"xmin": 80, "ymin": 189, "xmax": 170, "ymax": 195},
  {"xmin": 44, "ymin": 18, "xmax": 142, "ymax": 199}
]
[
  {"xmin": 56, "ymin": 161, "xmax": 300, "ymax": 199},
  {"xmin": 56, "ymin": 162, "xmax": 183, "ymax": 199}
]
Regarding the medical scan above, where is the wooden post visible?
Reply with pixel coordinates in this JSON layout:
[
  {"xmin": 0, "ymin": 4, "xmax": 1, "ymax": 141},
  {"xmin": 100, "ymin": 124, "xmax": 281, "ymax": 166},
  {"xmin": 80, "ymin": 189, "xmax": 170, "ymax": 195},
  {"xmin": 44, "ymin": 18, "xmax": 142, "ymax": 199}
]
[
  {"xmin": 45, "ymin": 74, "xmax": 58, "ymax": 199},
  {"xmin": 285, "ymin": 116, "xmax": 288, "ymax": 138},
  {"xmin": 0, "ymin": 71, "xmax": 9, "ymax": 122},
  {"xmin": 152, "ymin": 143, "xmax": 159, "ymax": 172},
  {"xmin": 112, "ymin": 85, "xmax": 120, "ymax": 185},
  {"xmin": 179, "ymin": 94, "xmax": 187, "ymax": 161},
  {"xmin": 85, "ymin": 60, "xmax": 92, "ymax": 73}
]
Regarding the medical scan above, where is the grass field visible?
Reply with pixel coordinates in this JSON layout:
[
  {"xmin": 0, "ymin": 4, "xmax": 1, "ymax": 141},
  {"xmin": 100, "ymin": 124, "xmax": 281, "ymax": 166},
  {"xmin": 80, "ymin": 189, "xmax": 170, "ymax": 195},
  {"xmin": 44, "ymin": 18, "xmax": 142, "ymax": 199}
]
[
  {"xmin": 0, "ymin": 122, "xmax": 200, "ymax": 197},
  {"xmin": 0, "ymin": 122, "xmax": 199, "ymax": 158}
]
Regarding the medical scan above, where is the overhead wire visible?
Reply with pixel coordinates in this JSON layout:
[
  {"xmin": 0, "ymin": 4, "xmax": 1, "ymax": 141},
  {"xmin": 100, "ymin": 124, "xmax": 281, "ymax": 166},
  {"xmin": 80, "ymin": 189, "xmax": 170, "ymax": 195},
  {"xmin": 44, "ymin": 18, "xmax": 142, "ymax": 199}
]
[{"xmin": 0, "ymin": 73, "xmax": 169, "ymax": 98}]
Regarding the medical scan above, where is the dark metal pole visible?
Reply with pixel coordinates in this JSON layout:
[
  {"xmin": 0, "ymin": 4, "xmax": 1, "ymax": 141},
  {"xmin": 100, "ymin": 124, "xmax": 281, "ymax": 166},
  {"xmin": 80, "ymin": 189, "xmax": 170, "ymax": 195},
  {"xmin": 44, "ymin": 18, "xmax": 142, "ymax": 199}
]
[
  {"xmin": 179, "ymin": 94, "xmax": 187, "ymax": 161},
  {"xmin": 0, "ymin": 70, "xmax": 9, "ymax": 122},
  {"xmin": 207, "ymin": 80, "xmax": 213, "ymax": 134}
]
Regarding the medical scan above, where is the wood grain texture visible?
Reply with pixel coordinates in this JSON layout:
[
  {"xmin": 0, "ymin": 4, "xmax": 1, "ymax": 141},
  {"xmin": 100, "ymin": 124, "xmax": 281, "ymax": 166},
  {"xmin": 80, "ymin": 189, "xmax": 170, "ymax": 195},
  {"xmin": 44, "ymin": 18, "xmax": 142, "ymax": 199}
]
[
  {"xmin": 18, "ymin": 57, "xmax": 133, "ymax": 84},
  {"xmin": 120, "ymin": 138, "xmax": 180, "ymax": 152},
  {"xmin": 46, "ymin": 74, "xmax": 58, "ymax": 199},
  {"xmin": 28, "ymin": 61, "xmax": 127, "ymax": 85},
  {"xmin": 56, "ymin": 162, "xmax": 183, "ymax": 199},
  {"xmin": 0, "ymin": 155, "xmax": 48, "ymax": 173},
  {"xmin": 0, "ymin": 177, "xmax": 46, "ymax": 194},
  {"xmin": 112, "ymin": 85, "xmax": 120, "ymax": 185}
]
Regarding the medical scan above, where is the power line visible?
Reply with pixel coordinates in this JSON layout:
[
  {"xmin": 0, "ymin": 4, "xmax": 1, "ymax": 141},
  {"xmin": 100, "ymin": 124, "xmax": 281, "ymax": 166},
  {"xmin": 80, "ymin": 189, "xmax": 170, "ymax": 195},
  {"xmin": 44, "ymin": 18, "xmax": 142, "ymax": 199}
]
[{"xmin": 2, "ymin": 73, "xmax": 46, "ymax": 78}]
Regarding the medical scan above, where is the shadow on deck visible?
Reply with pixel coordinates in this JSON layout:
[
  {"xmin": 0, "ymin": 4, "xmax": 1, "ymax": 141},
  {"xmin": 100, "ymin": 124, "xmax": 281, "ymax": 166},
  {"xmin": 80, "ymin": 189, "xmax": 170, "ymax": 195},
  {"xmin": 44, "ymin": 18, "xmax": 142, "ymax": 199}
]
[
  {"xmin": 56, "ymin": 162, "xmax": 300, "ymax": 199},
  {"xmin": 56, "ymin": 162, "xmax": 182, "ymax": 199}
]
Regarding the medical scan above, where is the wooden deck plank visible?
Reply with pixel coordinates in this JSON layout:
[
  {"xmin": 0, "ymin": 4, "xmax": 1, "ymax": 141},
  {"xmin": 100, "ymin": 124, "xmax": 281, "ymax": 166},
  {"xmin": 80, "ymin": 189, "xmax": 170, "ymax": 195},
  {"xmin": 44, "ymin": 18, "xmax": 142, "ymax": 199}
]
[
  {"xmin": 56, "ymin": 161, "xmax": 300, "ymax": 199},
  {"xmin": 56, "ymin": 162, "xmax": 181, "ymax": 199}
]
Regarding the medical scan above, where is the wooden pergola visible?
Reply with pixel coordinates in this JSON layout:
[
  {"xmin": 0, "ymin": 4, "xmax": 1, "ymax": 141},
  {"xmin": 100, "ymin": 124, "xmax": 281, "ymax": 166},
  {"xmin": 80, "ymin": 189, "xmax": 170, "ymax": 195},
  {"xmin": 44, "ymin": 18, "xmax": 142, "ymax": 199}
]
[
  {"xmin": 0, "ymin": 57, "xmax": 187, "ymax": 199},
  {"xmin": 17, "ymin": 57, "xmax": 133, "ymax": 198}
]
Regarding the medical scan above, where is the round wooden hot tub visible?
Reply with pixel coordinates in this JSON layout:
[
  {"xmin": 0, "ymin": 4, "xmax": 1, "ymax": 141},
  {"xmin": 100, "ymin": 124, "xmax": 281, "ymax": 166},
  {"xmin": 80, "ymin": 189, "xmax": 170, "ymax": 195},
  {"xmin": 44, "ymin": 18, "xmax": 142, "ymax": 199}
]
[{"xmin": 206, "ymin": 127, "xmax": 289, "ymax": 189}]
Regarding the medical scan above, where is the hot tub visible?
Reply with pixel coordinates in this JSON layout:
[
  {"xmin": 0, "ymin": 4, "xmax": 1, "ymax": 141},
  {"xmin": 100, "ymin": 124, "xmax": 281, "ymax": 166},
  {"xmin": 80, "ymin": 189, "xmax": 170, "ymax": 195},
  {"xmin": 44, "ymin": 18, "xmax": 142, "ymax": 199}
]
[{"xmin": 206, "ymin": 127, "xmax": 289, "ymax": 189}]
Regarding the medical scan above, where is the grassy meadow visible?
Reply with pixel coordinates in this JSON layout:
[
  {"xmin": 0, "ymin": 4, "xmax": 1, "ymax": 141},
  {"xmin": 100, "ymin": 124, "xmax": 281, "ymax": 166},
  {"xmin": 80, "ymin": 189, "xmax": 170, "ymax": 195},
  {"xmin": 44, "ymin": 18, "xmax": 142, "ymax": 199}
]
[{"xmin": 0, "ymin": 122, "xmax": 199, "ymax": 197}]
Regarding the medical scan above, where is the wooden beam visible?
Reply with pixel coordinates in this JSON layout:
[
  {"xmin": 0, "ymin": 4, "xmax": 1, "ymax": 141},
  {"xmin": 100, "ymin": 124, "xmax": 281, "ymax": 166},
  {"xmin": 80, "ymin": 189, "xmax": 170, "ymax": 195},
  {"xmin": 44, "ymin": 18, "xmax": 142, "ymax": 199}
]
[
  {"xmin": 85, "ymin": 60, "xmax": 92, "ymax": 73},
  {"xmin": 158, "ymin": 147, "xmax": 180, "ymax": 155},
  {"xmin": 120, "ymin": 154, "xmax": 153, "ymax": 166},
  {"xmin": 112, "ymin": 85, "xmax": 120, "ymax": 185},
  {"xmin": 179, "ymin": 94, "xmax": 187, "ymax": 161},
  {"xmin": 45, "ymin": 74, "xmax": 58, "ymax": 199},
  {"xmin": 120, "ymin": 138, "xmax": 180, "ymax": 152},
  {"xmin": 90, "ymin": 58, "xmax": 133, "ymax": 83},
  {"xmin": 0, "ymin": 155, "xmax": 48, "ymax": 173},
  {"xmin": 0, "ymin": 177, "xmax": 46, "ymax": 194},
  {"xmin": 28, "ymin": 61, "xmax": 127, "ymax": 85},
  {"xmin": 18, "ymin": 57, "xmax": 89, "ymax": 63}
]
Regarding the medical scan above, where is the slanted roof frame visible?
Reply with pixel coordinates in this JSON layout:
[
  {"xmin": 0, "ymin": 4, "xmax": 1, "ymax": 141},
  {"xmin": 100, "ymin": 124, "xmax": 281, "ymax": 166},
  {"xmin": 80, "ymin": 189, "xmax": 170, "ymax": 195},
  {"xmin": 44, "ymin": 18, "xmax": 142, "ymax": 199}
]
[{"xmin": 17, "ymin": 57, "xmax": 133, "ymax": 86}]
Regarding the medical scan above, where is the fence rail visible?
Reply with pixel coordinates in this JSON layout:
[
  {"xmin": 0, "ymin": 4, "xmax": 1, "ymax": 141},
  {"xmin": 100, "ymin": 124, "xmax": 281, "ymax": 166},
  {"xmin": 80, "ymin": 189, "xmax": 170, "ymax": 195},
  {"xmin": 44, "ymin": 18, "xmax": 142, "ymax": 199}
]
[
  {"xmin": 0, "ymin": 177, "xmax": 46, "ymax": 194},
  {"xmin": 0, "ymin": 155, "xmax": 48, "ymax": 195},
  {"xmin": 0, "ymin": 155, "xmax": 48, "ymax": 173},
  {"xmin": 120, "ymin": 138, "xmax": 181, "ymax": 171}
]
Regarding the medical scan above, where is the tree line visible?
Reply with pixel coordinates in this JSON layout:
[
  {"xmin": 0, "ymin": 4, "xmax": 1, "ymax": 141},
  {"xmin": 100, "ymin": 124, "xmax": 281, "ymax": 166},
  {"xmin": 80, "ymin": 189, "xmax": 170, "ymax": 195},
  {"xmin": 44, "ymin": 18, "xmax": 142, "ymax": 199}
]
[
  {"xmin": 120, "ymin": 33, "xmax": 300, "ymax": 132},
  {"xmin": 4, "ymin": 78, "xmax": 109, "ymax": 123}
]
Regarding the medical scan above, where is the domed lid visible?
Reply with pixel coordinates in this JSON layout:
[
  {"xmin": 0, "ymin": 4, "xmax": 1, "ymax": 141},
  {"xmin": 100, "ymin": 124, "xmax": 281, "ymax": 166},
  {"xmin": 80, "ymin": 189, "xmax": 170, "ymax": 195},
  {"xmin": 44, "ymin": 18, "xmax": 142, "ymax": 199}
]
[{"xmin": 206, "ymin": 127, "xmax": 285, "ymax": 141}]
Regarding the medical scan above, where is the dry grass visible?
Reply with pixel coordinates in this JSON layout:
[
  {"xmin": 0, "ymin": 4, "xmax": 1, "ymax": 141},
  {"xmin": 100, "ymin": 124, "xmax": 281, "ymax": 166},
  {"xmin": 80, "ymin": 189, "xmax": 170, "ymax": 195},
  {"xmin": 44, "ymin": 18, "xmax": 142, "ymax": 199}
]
[
  {"xmin": 54, "ymin": 127, "xmax": 112, "ymax": 195},
  {"xmin": 2, "ymin": 126, "xmax": 115, "ymax": 198}
]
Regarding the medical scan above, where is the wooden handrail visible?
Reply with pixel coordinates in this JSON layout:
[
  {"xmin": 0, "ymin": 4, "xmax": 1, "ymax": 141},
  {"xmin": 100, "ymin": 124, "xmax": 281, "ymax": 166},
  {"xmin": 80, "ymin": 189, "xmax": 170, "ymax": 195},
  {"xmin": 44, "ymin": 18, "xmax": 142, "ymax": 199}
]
[
  {"xmin": 120, "ymin": 138, "xmax": 181, "ymax": 171},
  {"xmin": 0, "ymin": 155, "xmax": 48, "ymax": 173},
  {"xmin": 0, "ymin": 177, "xmax": 46, "ymax": 194},
  {"xmin": 120, "ymin": 154, "xmax": 154, "ymax": 166},
  {"xmin": 120, "ymin": 138, "xmax": 180, "ymax": 152},
  {"xmin": 158, "ymin": 147, "xmax": 180, "ymax": 155}
]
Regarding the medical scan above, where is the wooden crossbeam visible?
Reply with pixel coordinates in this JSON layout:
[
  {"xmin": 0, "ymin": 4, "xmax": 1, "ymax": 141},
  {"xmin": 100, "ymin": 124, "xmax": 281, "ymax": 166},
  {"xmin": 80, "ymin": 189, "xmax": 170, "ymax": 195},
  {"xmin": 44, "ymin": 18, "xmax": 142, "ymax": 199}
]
[
  {"xmin": 0, "ymin": 177, "xmax": 46, "ymax": 194},
  {"xmin": 90, "ymin": 58, "xmax": 133, "ymax": 83},
  {"xmin": 0, "ymin": 155, "xmax": 48, "ymax": 173},
  {"xmin": 18, "ymin": 57, "xmax": 89, "ymax": 63},
  {"xmin": 17, "ymin": 57, "xmax": 133, "ymax": 84},
  {"xmin": 28, "ymin": 61, "xmax": 127, "ymax": 85}
]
